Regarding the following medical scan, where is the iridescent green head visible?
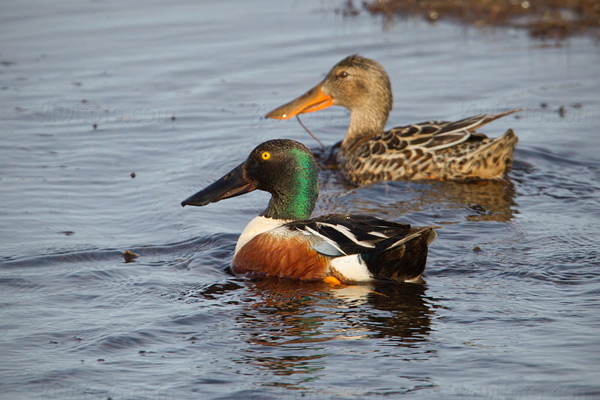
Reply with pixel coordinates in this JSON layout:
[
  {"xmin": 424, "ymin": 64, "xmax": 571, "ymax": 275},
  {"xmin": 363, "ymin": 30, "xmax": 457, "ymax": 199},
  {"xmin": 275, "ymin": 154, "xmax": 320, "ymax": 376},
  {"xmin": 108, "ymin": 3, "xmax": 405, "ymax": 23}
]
[{"xmin": 182, "ymin": 139, "xmax": 318, "ymax": 221}]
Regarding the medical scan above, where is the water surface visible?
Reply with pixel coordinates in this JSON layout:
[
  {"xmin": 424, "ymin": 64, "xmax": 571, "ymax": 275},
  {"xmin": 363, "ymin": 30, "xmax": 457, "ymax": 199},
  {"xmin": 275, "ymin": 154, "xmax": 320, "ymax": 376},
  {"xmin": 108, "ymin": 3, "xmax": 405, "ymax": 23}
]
[{"xmin": 1, "ymin": 1, "xmax": 599, "ymax": 399}]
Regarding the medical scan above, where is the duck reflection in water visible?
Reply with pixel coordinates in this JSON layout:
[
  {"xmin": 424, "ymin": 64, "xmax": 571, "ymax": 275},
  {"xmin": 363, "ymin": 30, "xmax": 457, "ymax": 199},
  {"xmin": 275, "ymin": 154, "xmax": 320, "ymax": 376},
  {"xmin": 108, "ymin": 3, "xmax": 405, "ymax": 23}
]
[
  {"xmin": 315, "ymin": 165, "xmax": 518, "ymax": 224},
  {"xmin": 195, "ymin": 277, "xmax": 436, "ymax": 384}
]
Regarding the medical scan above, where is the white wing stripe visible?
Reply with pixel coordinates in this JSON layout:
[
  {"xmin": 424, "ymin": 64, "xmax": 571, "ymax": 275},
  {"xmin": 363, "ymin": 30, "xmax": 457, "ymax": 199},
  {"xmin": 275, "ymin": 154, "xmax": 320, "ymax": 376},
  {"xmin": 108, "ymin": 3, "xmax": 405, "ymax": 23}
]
[
  {"xmin": 367, "ymin": 231, "xmax": 388, "ymax": 238},
  {"xmin": 388, "ymin": 231, "xmax": 422, "ymax": 249},
  {"xmin": 304, "ymin": 226, "xmax": 348, "ymax": 255},
  {"xmin": 318, "ymin": 223, "xmax": 376, "ymax": 248}
]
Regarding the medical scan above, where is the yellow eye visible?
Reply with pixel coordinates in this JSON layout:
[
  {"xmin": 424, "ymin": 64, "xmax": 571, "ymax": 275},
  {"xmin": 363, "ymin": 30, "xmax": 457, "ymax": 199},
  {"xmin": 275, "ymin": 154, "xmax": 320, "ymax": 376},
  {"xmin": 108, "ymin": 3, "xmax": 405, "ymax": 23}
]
[{"xmin": 261, "ymin": 151, "xmax": 271, "ymax": 160}]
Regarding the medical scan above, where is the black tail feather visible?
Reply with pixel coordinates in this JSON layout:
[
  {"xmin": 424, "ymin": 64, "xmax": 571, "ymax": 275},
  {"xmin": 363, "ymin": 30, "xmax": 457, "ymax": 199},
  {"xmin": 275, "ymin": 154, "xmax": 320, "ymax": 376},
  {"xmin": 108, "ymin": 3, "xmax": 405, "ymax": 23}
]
[{"xmin": 363, "ymin": 228, "xmax": 435, "ymax": 282}]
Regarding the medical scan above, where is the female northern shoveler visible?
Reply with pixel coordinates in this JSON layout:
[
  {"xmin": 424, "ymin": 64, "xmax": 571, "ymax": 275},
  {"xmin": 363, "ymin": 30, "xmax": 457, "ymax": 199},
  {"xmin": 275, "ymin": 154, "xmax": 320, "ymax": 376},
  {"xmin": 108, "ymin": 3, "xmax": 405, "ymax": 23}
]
[
  {"xmin": 265, "ymin": 55, "xmax": 522, "ymax": 185},
  {"xmin": 182, "ymin": 139, "xmax": 437, "ymax": 284}
]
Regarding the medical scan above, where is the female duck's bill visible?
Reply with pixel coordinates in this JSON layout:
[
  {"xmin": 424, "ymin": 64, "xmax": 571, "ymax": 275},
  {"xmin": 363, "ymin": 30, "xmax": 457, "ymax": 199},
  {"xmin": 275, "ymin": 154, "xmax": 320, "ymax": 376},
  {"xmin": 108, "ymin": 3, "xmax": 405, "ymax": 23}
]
[
  {"xmin": 265, "ymin": 83, "xmax": 334, "ymax": 120},
  {"xmin": 265, "ymin": 55, "xmax": 522, "ymax": 184},
  {"xmin": 182, "ymin": 139, "xmax": 437, "ymax": 284}
]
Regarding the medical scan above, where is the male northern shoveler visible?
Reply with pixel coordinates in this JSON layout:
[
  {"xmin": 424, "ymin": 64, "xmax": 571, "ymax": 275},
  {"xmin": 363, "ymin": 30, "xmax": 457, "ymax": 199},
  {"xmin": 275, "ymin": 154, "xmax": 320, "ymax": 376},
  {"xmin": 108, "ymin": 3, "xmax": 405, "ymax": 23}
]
[
  {"xmin": 265, "ymin": 55, "xmax": 522, "ymax": 185},
  {"xmin": 182, "ymin": 139, "xmax": 437, "ymax": 284}
]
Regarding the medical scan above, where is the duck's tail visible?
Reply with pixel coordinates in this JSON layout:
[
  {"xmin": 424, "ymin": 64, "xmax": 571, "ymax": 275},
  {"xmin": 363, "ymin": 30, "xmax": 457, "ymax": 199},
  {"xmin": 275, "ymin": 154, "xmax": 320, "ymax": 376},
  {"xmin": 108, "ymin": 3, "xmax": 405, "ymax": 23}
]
[
  {"xmin": 363, "ymin": 226, "xmax": 438, "ymax": 282},
  {"xmin": 469, "ymin": 108, "xmax": 524, "ymax": 132},
  {"xmin": 470, "ymin": 128, "xmax": 519, "ymax": 179}
]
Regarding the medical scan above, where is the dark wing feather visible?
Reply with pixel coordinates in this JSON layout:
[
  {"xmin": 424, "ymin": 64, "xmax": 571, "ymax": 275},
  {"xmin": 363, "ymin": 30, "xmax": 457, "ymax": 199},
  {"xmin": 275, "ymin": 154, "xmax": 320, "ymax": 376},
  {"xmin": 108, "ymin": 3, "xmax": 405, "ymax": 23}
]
[{"xmin": 285, "ymin": 214, "xmax": 411, "ymax": 256}]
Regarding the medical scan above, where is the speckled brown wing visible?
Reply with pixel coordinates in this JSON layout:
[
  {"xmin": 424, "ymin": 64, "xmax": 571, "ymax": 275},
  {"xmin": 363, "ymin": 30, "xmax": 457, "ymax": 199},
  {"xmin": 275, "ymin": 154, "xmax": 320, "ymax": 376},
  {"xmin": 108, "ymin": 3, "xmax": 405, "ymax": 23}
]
[
  {"xmin": 338, "ymin": 111, "xmax": 521, "ymax": 184},
  {"xmin": 338, "ymin": 119, "xmax": 473, "ymax": 184}
]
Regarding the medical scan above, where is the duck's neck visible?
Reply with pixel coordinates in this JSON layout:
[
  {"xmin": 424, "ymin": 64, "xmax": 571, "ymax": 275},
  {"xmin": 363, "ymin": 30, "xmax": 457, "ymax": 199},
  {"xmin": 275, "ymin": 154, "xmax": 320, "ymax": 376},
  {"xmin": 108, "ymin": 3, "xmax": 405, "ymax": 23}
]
[
  {"xmin": 342, "ymin": 107, "xmax": 389, "ymax": 148},
  {"xmin": 261, "ymin": 148, "xmax": 318, "ymax": 221}
]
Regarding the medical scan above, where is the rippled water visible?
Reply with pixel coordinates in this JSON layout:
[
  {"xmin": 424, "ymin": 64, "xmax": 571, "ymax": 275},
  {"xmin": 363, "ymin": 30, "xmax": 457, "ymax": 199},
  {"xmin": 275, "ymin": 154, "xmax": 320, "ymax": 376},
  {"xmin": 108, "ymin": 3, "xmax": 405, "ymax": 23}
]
[{"xmin": 1, "ymin": 1, "xmax": 599, "ymax": 399}]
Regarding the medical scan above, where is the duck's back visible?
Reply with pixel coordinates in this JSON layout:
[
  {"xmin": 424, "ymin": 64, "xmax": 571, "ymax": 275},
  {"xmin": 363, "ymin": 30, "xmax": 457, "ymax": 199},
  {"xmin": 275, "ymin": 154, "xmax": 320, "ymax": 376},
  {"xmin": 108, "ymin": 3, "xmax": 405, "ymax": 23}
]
[{"xmin": 337, "ymin": 111, "xmax": 520, "ymax": 185}]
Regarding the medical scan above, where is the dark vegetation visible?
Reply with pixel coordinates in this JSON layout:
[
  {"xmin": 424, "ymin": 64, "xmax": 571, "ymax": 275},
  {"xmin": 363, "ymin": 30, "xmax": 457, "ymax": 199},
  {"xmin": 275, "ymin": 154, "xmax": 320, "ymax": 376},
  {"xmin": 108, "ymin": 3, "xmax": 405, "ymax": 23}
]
[{"xmin": 341, "ymin": 0, "xmax": 600, "ymax": 39}]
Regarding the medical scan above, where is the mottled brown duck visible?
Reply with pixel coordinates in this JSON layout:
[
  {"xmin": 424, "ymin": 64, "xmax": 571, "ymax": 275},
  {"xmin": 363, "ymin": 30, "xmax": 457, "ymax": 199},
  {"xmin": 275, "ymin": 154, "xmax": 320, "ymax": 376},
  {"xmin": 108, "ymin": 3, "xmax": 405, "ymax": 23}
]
[{"xmin": 266, "ymin": 55, "xmax": 522, "ymax": 185}]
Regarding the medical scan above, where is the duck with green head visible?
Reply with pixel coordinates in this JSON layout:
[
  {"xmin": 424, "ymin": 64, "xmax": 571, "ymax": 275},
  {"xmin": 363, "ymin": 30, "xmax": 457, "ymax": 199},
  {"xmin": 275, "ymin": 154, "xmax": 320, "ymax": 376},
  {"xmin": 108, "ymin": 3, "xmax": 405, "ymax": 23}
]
[
  {"xmin": 266, "ymin": 55, "xmax": 522, "ymax": 185},
  {"xmin": 182, "ymin": 139, "xmax": 437, "ymax": 284}
]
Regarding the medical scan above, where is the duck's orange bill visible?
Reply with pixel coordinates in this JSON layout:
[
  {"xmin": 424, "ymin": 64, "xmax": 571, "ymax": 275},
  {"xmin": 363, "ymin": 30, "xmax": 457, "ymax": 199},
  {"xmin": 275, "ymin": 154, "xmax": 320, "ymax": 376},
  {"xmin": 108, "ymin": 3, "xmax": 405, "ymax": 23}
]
[{"xmin": 265, "ymin": 83, "xmax": 333, "ymax": 120}]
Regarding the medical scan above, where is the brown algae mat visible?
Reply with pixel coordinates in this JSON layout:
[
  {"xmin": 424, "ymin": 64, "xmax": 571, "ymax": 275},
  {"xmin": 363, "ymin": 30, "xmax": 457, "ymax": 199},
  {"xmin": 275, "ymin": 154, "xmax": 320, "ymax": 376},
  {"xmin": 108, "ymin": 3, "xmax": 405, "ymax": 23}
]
[{"xmin": 341, "ymin": 0, "xmax": 600, "ymax": 39}]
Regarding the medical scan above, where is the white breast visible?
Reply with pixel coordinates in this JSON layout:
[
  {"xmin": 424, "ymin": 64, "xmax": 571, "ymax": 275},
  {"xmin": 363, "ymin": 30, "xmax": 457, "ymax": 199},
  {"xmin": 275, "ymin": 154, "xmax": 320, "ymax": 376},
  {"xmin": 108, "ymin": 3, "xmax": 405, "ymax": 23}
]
[{"xmin": 234, "ymin": 216, "xmax": 288, "ymax": 255}]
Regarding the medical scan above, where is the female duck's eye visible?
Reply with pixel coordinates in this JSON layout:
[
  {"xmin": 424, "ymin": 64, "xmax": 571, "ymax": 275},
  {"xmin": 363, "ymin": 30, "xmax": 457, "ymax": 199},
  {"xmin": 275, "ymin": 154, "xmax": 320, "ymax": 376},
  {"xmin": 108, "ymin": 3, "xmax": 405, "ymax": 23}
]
[
  {"xmin": 337, "ymin": 71, "xmax": 349, "ymax": 79},
  {"xmin": 261, "ymin": 151, "xmax": 271, "ymax": 160}
]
